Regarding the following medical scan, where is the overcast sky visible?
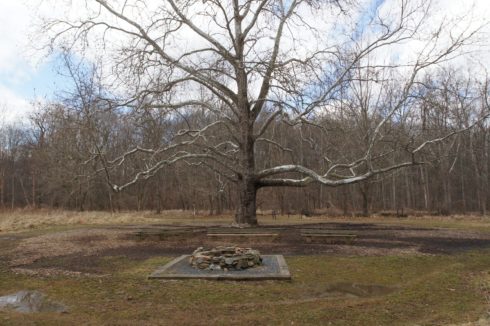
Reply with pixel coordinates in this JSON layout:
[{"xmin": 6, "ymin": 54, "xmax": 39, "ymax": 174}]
[
  {"xmin": 0, "ymin": 0, "xmax": 489, "ymax": 123},
  {"xmin": 0, "ymin": 1, "xmax": 65, "ymax": 122}
]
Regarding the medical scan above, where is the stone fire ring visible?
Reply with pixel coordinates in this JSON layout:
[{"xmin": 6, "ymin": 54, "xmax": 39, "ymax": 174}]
[{"xmin": 149, "ymin": 255, "xmax": 291, "ymax": 281}]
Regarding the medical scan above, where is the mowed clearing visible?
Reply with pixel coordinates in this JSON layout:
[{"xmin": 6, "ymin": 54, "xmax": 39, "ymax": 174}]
[{"xmin": 1, "ymin": 211, "xmax": 490, "ymax": 325}]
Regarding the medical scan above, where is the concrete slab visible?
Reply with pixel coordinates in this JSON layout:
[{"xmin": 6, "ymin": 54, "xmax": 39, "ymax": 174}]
[{"xmin": 149, "ymin": 255, "xmax": 291, "ymax": 281}]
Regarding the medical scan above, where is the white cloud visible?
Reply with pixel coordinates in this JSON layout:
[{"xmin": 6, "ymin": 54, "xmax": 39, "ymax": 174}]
[
  {"xmin": 374, "ymin": 0, "xmax": 490, "ymax": 67},
  {"xmin": 0, "ymin": 0, "xmax": 490, "ymax": 125},
  {"xmin": 0, "ymin": 1, "xmax": 35, "ymax": 80},
  {"xmin": 0, "ymin": 85, "xmax": 33, "ymax": 124},
  {"xmin": 0, "ymin": 0, "xmax": 36, "ymax": 122}
]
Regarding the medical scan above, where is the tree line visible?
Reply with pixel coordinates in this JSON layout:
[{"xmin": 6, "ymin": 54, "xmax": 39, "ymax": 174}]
[
  {"xmin": 1, "ymin": 66, "xmax": 488, "ymax": 217},
  {"xmin": 4, "ymin": 0, "xmax": 488, "ymax": 223}
]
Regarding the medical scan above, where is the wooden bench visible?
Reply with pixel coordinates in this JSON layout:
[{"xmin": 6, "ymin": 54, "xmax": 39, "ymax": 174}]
[
  {"xmin": 133, "ymin": 228, "xmax": 206, "ymax": 241},
  {"xmin": 207, "ymin": 227, "xmax": 285, "ymax": 234},
  {"xmin": 206, "ymin": 232, "xmax": 280, "ymax": 241},
  {"xmin": 300, "ymin": 229, "xmax": 357, "ymax": 244}
]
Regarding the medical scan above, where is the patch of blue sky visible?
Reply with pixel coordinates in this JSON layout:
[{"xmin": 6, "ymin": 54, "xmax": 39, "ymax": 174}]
[
  {"xmin": 0, "ymin": 54, "xmax": 72, "ymax": 101},
  {"xmin": 352, "ymin": 0, "xmax": 386, "ymax": 41},
  {"xmin": 293, "ymin": 0, "xmax": 388, "ymax": 111}
]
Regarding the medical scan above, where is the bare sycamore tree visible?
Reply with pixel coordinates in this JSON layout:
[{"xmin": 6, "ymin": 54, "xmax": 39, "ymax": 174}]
[{"xmin": 40, "ymin": 0, "xmax": 487, "ymax": 224}]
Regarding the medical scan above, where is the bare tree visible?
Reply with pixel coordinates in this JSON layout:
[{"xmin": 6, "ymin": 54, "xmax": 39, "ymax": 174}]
[{"xmin": 39, "ymin": 0, "xmax": 487, "ymax": 224}]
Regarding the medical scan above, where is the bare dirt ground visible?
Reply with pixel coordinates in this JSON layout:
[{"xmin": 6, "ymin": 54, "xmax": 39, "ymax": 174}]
[{"xmin": 2, "ymin": 221, "xmax": 490, "ymax": 277}]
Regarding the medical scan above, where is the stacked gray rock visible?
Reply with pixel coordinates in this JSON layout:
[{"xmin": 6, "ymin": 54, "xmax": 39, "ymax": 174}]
[{"xmin": 189, "ymin": 246, "xmax": 262, "ymax": 271}]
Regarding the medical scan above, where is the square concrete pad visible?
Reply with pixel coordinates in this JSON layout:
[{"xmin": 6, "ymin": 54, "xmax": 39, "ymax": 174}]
[{"xmin": 149, "ymin": 255, "xmax": 291, "ymax": 280}]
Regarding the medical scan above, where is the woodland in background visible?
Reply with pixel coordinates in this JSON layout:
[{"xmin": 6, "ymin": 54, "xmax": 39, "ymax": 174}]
[{"xmin": 1, "ymin": 67, "xmax": 488, "ymax": 217}]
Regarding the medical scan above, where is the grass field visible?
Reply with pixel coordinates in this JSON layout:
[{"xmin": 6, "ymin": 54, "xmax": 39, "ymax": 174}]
[
  {"xmin": 1, "ymin": 251, "xmax": 490, "ymax": 325},
  {"xmin": 2, "ymin": 209, "xmax": 490, "ymax": 232},
  {"xmin": 1, "ymin": 210, "xmax": 490, "ymax": 325}
]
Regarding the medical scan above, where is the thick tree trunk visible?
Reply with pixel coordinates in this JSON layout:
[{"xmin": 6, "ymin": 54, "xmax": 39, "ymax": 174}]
[
  {"xmin": 235, "ymin": 84, "xmax": 257, "ymax": 225},
  {"xmin": 235, "ymin": 132, "xmax": 258, "ymax": 224},
  {"xmin": 236, "ymin": 179, "xmax": 258, "ymax": 225}
]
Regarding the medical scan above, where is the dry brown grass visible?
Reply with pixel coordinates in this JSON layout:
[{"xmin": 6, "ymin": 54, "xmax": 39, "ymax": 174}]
[
  {"xmin": 1, "ymin": 208, "xmax": 490, "ymax": 233},
  {"xmin": 0, "ymin": 209, "xmax": 343, "ymax": 232},
  {"xmin": 0, "ymin": 209, "xmax": 221, "ymax": 232},
  {"xmin": 7, "ymin": 228, "xmax": 137, "ymax": 267}
]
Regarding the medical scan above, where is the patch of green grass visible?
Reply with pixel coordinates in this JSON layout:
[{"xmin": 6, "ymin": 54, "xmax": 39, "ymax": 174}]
[{"xmin": 1, "ymin": 250, "xmax": 490, "ymax": 325}]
